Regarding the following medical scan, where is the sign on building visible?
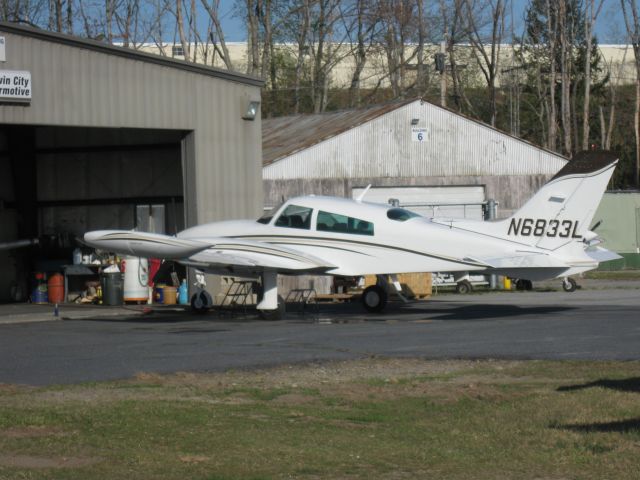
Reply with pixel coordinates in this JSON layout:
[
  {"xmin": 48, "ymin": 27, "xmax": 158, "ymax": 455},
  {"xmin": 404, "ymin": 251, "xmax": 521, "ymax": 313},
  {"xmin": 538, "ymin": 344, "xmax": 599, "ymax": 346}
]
[
  {"xmin": 0, "ymin": 37, "xmax": 5, "ymax": 62},
  {"xmin": 411, "ymin": 127, "xmax": 428, "ymax": 142},
  {"xmin": 0, "ymin": 70, "xmax": 31, "ymax": 103}
]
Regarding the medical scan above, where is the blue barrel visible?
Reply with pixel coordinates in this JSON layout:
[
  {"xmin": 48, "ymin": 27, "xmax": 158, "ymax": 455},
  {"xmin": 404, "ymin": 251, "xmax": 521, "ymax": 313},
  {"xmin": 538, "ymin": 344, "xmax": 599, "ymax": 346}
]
[{"xmin": 31, "ymin": 284, "xmax": 48, "ymax": 304}]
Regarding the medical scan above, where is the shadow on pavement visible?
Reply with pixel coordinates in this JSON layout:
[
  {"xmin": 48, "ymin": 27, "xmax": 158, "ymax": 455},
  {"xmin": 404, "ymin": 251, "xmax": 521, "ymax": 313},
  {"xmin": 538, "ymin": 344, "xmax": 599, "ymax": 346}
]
[
  {"xmin": 557, "ymin": 377, "xmax": 640, "ymax": 394},
  {"xmin": 316, "ymin": 301, "xmax": 573, "ymax": 322}
]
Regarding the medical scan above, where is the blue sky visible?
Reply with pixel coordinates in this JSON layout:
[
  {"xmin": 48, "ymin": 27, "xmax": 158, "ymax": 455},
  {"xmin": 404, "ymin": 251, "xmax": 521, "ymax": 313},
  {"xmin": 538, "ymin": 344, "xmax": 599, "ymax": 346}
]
[{"xmin": 218, "ymin": 0, "xmax": 627, "ymax": 44}]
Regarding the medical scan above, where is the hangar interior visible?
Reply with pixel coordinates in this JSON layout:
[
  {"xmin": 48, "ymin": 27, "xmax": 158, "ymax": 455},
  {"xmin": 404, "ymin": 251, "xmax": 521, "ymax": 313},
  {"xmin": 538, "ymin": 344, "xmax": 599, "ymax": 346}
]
[{"xmin": 0, "ymin": 125, "xmax": 187, "ymax": 303}]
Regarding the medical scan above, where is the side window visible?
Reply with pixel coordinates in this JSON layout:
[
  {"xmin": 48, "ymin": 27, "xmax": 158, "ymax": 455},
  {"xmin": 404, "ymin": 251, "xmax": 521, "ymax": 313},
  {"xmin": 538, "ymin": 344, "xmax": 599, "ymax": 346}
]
[
  {"xmin": 317, "ymin": 211, "xmax": 374, "ymax": 236},
  {"xmin": 275, "ymin": 204, "xmax": 313, "ymax": 229}
]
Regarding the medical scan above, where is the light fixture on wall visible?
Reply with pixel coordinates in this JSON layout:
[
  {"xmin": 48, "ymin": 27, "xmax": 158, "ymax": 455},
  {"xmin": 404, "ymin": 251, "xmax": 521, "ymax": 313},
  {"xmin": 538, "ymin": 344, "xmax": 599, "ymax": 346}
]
[
  {"xmin": 410, "ymin": 118, "xmax": 420, "ymax": 126},
  {"xmin": 243, "ymin": 101, "xmax": 261, "ymax": 120}
]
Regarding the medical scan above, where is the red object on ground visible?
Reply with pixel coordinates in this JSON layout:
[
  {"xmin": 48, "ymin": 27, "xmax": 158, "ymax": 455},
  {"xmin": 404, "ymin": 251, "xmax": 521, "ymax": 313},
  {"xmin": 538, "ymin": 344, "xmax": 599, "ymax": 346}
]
[
  {"xmin": 47, "ymin": 273, "xmax": 65, "ymax": 303},
  {"xmin": 148, "ymin": 258, "xmax": 162, "ymax": 287}
]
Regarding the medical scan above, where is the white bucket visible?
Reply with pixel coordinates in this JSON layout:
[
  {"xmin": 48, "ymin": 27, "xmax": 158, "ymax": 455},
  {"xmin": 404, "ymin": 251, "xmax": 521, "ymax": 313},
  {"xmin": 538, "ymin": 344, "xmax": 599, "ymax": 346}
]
[{"xmin": 123, "ymin": 256, "xmax": 149, "ymax": 302}]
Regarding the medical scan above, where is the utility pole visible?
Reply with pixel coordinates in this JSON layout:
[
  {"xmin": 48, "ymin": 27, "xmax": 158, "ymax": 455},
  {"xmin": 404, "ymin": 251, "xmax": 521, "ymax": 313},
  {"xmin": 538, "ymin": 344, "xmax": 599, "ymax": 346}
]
[
  {"xmin": 440, "ymin": 41, "xmax": 446, "ymax": 107},
  {"xmin": 435, "ymin": 40, "xmax": 447, "ymax": 107}
]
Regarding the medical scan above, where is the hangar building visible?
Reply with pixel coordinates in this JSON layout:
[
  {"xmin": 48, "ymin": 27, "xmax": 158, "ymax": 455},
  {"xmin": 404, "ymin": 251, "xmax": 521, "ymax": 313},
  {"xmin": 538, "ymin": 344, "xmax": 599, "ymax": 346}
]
[
  {"xmin": 263, "ymin": 98, "xmax": 567, "ymax": 220},
  {"xmin": 0, "ymin": 23, "xmax": 263, "ymax": 302}
]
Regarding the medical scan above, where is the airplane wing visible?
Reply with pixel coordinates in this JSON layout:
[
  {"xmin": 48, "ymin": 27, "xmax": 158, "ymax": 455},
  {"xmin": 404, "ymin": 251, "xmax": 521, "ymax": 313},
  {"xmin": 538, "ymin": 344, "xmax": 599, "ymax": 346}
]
[{"xmin": 83, "ymin": 230, "xmax": 335, "ymax": 274}]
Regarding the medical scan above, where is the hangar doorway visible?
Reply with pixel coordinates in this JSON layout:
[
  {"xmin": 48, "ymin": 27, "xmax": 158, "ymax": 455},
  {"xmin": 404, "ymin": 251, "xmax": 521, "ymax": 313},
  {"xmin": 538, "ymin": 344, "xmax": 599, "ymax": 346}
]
[{"xmin": 0, "ymin": 124, "xmax": 188, "ymax": 303}]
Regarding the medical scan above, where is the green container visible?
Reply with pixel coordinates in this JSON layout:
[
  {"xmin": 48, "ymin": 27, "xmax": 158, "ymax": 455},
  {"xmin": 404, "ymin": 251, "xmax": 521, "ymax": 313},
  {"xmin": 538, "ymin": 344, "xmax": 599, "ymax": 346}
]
[{"xmin": 101, "ymin": 272, "xmax": 124, "ymax": 306}]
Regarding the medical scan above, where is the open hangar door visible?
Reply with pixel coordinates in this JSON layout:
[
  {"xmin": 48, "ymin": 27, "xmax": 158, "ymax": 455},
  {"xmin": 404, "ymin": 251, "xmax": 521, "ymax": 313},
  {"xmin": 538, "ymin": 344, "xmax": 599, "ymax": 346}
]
[{"xmin": 0, "ymin": 124, "xmax": 187, "ymax": 303}]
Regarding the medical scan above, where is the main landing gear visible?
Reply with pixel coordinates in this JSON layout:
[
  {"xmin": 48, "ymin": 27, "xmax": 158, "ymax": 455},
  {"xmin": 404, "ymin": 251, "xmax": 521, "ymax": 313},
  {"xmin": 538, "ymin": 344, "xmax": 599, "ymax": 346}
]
[
  {"xmin": 361, "ymin": 285, "xmax": 388, "ymax": 313},
  {"xmin": 191, "ymin": 290, "xmax": 213, "ymax": 313},
  {"xmin": 515, "ymin": 279, "xmax": 533, "ymax": 291}
]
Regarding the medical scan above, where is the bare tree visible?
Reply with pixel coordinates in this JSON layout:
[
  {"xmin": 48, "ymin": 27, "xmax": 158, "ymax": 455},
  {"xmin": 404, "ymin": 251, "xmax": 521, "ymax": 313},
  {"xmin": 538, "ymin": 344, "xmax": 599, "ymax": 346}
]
[
  {"xmin": 581, "ymin": 0, "xmax": 605, "ymax": 150},
  {"xmin": 599, "ymin": 46, "xmax": 628, "ymax": 150},
  {"xmin": 545, "ymin": 0, "xmax": 558, "ymax": 151},
  {"xmin": 344, "ymin": 0, "xmax": 381, "ymax": 107},
  {"xmin": 200, "ymin": 0, "xmax": 235, "ymax": 69},
  {"xmin": 0, "ymin": 0, "xmax": 48, "ymax": 26},
  {"xmin": 175, "ymin": 0, "xmax": 191, "ymax": 59},
  {"xmin": 621, "ymin": 0, "xmax": 640, "ymax": 187},
  {"xmin": 461, "ymin": 0, "xmax": 507, "ymax": 127}
]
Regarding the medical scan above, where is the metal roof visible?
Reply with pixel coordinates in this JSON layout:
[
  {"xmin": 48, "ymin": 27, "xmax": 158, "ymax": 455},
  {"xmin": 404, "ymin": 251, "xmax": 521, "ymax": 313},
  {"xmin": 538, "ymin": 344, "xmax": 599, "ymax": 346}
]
[
  {"xmin": 263, "ymin": 98, "xmax": 568, "ymax": 180},
  {"xmin": 263, "ymin": 97, "xmax": 567, "ymax": 168},
  {"xmin": 263, "ymin": 98, "xmax": 416, "ymax": 165},
  {"xmin": 0, "ymin": 22, "xmax": 264, "ymax": 87}
]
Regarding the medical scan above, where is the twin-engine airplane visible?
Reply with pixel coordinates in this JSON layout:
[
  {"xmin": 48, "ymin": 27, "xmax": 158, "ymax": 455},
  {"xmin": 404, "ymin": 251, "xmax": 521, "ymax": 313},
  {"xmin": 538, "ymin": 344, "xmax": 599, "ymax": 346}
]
[{"xmin": 84, "ymin": 151, "xmax": 620, "ymax": 314}]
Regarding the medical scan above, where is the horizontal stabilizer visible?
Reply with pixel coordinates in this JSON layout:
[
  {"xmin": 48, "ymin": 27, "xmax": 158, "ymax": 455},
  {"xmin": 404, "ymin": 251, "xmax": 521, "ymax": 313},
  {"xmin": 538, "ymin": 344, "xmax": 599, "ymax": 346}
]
[{"xmin": 585, "ymin": 247, "xmax": 622, "ymax": 263}]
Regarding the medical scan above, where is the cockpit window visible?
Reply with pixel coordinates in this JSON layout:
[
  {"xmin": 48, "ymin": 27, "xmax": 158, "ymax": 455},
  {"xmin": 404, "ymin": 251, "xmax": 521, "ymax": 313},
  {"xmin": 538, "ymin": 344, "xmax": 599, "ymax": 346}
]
[
  {"xmin": 257, "ymin": 203, "xmax": 283, "ymax": 224},
  {"xmin": 317, "ymin": 211, "xmax": 374, "ymax": 236},
  {"xmin": 387, "ymin": 208, "xmax": 420, "ymax": 222},
  {"xmin": 275, "ymin": 204, "xmax": 313, "ymax": 229}
]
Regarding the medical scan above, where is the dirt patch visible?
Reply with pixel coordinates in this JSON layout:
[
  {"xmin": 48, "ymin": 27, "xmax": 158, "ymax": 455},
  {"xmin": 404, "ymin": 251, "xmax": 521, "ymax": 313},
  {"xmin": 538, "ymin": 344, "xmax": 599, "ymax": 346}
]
[
  {"xmin": 272, "ymin": 393, "xmax": 318, "ymax": 405},
  {"xmin": 0, "ymin": 426, "xmax": 68, "ymax": 439},
  {"xmin": 0, "ymin": 454, "xmax": 100, "ymax": 469},
  {"xmin": 178, "ymin": 454, "xmax": 209, "ymax": 464},
  {"xmin": 125, "ymin": 358, "xmax": 490, "ymax": 391}
]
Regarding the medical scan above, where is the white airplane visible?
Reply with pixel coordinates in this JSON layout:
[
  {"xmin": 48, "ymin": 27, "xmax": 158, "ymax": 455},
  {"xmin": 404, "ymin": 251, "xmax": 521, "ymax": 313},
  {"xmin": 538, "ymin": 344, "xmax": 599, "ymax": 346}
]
[{"xmin": 84, "ymin": 151, "xmax": 620, "ymax": 314}]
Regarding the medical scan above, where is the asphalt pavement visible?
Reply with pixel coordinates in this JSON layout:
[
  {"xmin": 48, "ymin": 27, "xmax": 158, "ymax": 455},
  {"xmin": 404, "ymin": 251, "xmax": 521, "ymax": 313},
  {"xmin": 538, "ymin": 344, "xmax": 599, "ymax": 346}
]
[{"xmin": 0, "ymin": 287, "xmax": 638, "ymax": 386}]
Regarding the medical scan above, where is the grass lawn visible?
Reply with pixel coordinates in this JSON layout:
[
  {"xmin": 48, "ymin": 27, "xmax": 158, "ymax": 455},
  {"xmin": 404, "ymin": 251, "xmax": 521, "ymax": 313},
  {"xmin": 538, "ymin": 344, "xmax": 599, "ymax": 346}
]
[{"xmin": 1, "ymin": 358, "xmax": 639, "ymax": 479}]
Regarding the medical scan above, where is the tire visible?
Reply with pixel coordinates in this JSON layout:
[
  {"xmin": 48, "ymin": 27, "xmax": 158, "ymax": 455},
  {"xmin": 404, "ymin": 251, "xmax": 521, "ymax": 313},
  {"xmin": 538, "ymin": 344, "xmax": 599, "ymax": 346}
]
[
  {"xmin": 515, "ymin": 279, "xmax": 533, "ymax": 291},
  {"xmin": 562, "ymin": 277, "xmax": 577, "ymax": 292},
  {"xmin": 258, "ymin": 295, "xmax": 286, "ymax": 320},
  {"xmin": 190, "ymin": 290, "xmax": 213, "ymax": 313},
  {"xmin": 361, "ymin": 285, "xmax": 388, "ymax": 313},
  {"xmin": 456, "ymin": 280, "xmax": 472, "ymax": 294}
]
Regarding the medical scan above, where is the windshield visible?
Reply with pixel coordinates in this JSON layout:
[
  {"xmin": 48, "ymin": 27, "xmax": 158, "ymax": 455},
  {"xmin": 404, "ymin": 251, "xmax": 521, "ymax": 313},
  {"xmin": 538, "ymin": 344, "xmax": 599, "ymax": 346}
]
[{"xmin": 257, "ymin": 203, "xmax": 283, "ymax": 224}]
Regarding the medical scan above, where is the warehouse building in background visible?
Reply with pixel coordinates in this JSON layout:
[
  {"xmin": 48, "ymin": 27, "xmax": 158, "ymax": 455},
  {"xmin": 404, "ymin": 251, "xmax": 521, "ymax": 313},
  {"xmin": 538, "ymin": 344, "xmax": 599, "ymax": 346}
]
[{"xmin": 0, "ymin": 23, "xmax": 263, "ymax": 302}]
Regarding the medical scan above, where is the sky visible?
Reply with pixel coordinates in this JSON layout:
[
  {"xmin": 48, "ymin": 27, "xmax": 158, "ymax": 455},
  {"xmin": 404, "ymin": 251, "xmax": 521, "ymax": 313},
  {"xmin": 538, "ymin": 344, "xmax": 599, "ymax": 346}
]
[{"xmin": 217, "ymin": 0, "xmax": 628, "ymax": 44}]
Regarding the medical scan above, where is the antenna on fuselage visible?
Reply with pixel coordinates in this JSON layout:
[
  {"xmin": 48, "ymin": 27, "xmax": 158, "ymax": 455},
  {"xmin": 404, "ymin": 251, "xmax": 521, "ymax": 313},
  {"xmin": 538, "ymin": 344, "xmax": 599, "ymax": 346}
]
[{"xmin": 356, "ymin": 184, "xmax": 372, "ymax": 203}]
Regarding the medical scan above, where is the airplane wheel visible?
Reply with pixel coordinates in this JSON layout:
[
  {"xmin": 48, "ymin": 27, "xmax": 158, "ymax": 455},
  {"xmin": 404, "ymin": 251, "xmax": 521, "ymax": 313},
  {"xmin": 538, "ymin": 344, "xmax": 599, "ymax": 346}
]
[
  {"xmin": 190, "ymin": 290, "xmax": 213, "ymax": 313},
  {"xmin": 456, "ymin": 280, "xmax": 473, "ymax": 294},
  {"xmin": 258, "ymin": 295, "xmax": 286, "ymax": 320},
  {"xmin": 362, "ymin": 285, "xmax": 388, "ymax": 313},
  {"xmin": 515, "ymin": 279, "xmax": 533, "ymax": 291},
  {"xmin": 562, "ymin": 277, "xmax": 577, "ymax": 292}
]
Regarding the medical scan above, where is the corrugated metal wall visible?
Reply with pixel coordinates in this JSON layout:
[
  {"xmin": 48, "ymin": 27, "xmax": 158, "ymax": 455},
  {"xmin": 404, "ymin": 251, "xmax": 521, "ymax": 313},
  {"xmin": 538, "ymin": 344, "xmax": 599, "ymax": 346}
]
[
  {"xmin": 0, "ymin": 25, "xmax": 263, "ymax": 224},
  {"xmin": 594, "ymin": 192, "xmax": 640, "ymax": 253},
  {"xmin": 264, "ymin": 100, "xmax": 566, "ymax": 180}
]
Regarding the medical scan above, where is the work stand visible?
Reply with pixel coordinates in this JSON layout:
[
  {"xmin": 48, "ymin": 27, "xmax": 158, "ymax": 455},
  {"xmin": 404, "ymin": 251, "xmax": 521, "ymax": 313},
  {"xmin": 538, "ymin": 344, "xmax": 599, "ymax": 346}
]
[{"xmin": 284, "ymin": 288, "xmax": 319, "ymax": 320}]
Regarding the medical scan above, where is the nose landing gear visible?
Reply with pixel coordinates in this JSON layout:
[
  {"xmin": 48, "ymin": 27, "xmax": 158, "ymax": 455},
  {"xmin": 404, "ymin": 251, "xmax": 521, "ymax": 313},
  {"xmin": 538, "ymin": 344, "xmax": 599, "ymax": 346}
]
[{"xmin": 562, "ymin": 277, "xmax": 578, "ymax": 292}]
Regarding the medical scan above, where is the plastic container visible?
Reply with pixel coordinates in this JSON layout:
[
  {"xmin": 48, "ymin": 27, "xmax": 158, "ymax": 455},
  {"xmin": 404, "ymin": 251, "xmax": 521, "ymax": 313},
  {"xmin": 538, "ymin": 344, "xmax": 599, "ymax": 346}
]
[
  {"xmin": 154, "ymin": 284, "xmax": 166, "ymax": 304},
  {"xmin": 72, "ymin": 248, "xmax": 82, "ymax": 265},
  {"xmin": 122, "ymin": 256, "xmax": 149, "ymax": 302},
  {"xmin": 163, "ymin": 286, "xmax": 177, "ymax": 305},
  {"xmin": 47, "ymin": 273, "xmax": 65, "ymax": 304},
  {"xmin": 101, "ymin": 272, "xmax": 124, "ymax": 306},
  {"xmin": 178, "ymin": 279, "xmax": 189, "ymax": 305},
  {"xmin": 31, "ymin": 284, "xmax": 48, "ymax": 304}
]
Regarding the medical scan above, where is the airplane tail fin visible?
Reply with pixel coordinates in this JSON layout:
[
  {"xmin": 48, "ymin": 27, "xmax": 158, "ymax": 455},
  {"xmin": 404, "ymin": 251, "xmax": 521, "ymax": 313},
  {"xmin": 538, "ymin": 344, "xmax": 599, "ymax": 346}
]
[{"xmin": 497, "ymin": 151, "xmax": 618, "ymax": 250}]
